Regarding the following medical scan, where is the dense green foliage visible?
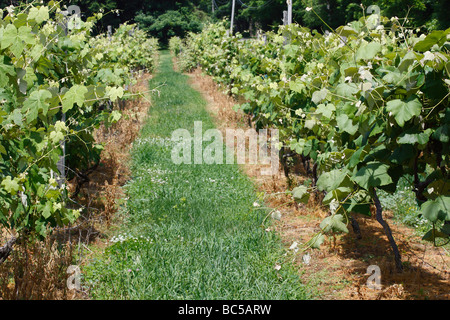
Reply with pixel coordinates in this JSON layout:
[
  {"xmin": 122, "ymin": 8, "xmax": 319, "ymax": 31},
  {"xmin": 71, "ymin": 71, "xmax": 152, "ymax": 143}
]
[
  {"xmin": 177, "ymin": 15, "xmax": 450, "ymax": 256},
  {"xmin": 135, "ymin": 10, "xmax": 205, "ymax": 46},
  {"xmin": 169, "ymin": 36, "xmax": 183, "ymax": 57},
  {"xmin": 0, "ymin": 1, "xmax": 211, "ymax": 40},
  {"xmin": 84, "ymin": 52, "xmax": 312, "ymax": 299},
  {"xmin": 2, "ymin": 1, "xmax": 448, "ymax": 41},
  {"xmin": 0, "ymin": 2, "xmax": 158, "ymax": 239},
  {"xmin": 213, "ymin": 0, "xmax": 450, "ymax": 34}
]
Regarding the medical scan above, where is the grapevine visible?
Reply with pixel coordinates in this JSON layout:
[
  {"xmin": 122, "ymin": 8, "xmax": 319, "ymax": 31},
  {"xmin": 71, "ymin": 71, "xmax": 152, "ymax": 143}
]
[
  {"xmin": 0, "ymin": 2, "xmax": 158, "ymax": 242},
  {"xmin": 177, "ymin": 15, "xmax": 450, "ymax": 271}
]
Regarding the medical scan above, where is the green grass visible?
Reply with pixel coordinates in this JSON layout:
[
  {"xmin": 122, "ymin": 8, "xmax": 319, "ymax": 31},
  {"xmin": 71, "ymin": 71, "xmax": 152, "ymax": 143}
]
[
  {"xmin": 378, "ymin": 176, "xmax": 449, "ymax": 249},
  {"xmin": 378, "ymin": 176, "xmax": 441, "ymax": 234},
  {"xmin": 83, "ymin": 51, "xmax": 313, "ymax": 300}
]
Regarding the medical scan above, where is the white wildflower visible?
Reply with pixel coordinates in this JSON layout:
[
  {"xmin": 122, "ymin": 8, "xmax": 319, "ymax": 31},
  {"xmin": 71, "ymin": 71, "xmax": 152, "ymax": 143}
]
[
  {"xmin": 289, "ymin": 241, "xmax": 298, "ymax": 251},
  {"xmin": 302, "ymin": 253, "xmax": 311, "ymax": 265},
  {"xmin": 329, "ymin": 199, "xmax": 339, "ymax": 214},
  {"xmin": 421, "ymin": 51, "xmax": 435, "ymax": 65},
  {"xmin": 271, "ymin": 210, "xmax": 282, "ymax": 220}
]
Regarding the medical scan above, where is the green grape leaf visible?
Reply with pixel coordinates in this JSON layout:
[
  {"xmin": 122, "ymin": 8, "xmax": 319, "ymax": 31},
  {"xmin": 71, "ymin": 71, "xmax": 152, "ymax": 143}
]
[
  {"xmin": 49, "ymin": 130, "xmax": 64, "ymax": 144},
  {"xmin": 311, "ymin": 88, "xmax": 328, "ymax": 105},
  {"xmin": 335, "ymin": 26, "xmax": 358, "ymax": 37},
  {"xmin": 42, "ymin": 202, "xmax": 52, "ymax": 219},
  {"xmin": 62, "ymin": 85, "xmax": 88, "ymax": 112},
  {"xmin": 309, "ymin": 233, "xmax": 325, "ymax": 249},
  {"xmin": 414, "ymin": 30, "xmax": 447, "ymax": 52},
  {"xmin": 397, "ymin": 129, "xmax": 432, "ymax": 145},
  {"xmin": 1, "ymin": 176, "xmax": 20, "ymax": 195},
  {"xmin": 348, "ymin": 147, "xmax": 365, "ymax": 169},
  {"xmin": 28, "ymin": 6, "xmax": 49, "ymax": 24},
  {"xmin": 344, "ymin": 198, "xmax": 372, "ymax": 216},
  {"xmin": 433, "ymin": 125, "xmax": 449, "ymax": 143},
  {"xmin": 398, "ymin": 51, "xmax": 418, "ymax": 72},
  {"xmin": 290, "ymin": 138, "xmax": 306, "ymax": 154},
  {"xmin": 365, "ymin": 86, "xmax": 384, "ymax": 109},
  {"xmin": 1, "ymin": 24, "xmax": 35, "ymax": 57},
  {"xmin": 108, "ymin": 110, "xmax": 122, "ymax": 123},
  {"xmin": 23, "ymin": 89, "xmax": 52, "ymax": 123},
  {"xmin": 356, "ymin": 42, "xmax": 382, "ymax": 61},
  {"xmin": 421, "ymin": 196, "xmax": 450, "ymax": 223},
  {"xmin": 317, "ymin": 169, "xmax": 348, "ymax": 192},
  {"xmin": 335, "ymin": 83, "xmax": 358, "ymax": 98},
  {"xmin": 352, "ymin": 162, "xmax": 393, "ymax": 190},
  {"xmin": 320, "ymin": 214, "xmax": 349, "ymax": 233},
  {"xmin": 30, "ymin": 43, "xmax": 44, "ymax": 61},
  {"xmin": 106, "ymin": 86, "xmax": 124, "ymax": 101},
  {"xmin": 9, "ymin": 108, "xmax": 23, "ymax": 126},
  {"xmin": 0, "ymin": 56, "xmax": 15, "ymax": 87},
  {"xmin": 386, "ymin": 96, "xmax": 422, "ymax": 127},
  {"xmin": 292, "ymin": 185, "xmax": 310, "ymax": 204},
  {"xmin": 289, "ymin": 79, "xmax": 305, "ymax": 93},
  {"xmin": 336, "ymin": 114, "xmax": 358, "ymax": 135},
  {"xmin": 322, "ymin": 187, "xmax": 352, "ymax": 205},
  {"xmin": 316, "ymin": 103, "xmax": 335, "ymax": 119}
]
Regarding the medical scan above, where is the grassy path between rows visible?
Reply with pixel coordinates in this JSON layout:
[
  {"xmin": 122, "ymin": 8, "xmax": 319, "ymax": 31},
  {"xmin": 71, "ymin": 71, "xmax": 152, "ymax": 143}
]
[{"xmin": 84, "ymin": 51, "xmax": 313, "ymax": 299}]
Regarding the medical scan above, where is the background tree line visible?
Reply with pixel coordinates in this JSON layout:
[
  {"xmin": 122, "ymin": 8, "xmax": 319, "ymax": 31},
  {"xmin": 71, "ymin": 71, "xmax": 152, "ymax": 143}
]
[
  {"xmin": 213, "ymin": 0, "xmax": 450, "ymax": 35},
  {"xmin": 1, "ymin": 1, "xmax": 449, "ymax": 44}
]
